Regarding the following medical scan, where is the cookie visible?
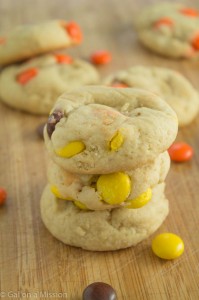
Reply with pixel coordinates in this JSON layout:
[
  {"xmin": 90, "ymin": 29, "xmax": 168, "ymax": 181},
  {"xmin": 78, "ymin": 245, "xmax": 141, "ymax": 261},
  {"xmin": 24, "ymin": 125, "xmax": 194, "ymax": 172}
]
[
  {"xmin": 0, "ymin": 20, "xmax": 82, "ymax": 66},
  {"xmin": 40, "ymin": 183, "xmax": 168, "ymax": 251},
  {"xmin": 0, "ymin": 54, "xmax": 100, "ymax": 114},
  {"xmin": 44, "ymin": 86, "xmax": 178, "ymax": 174},
  {"xmin": 134, "ymin": 3, "xmax": 199, "ymax": 58},
  {"xmin": 104, "ymin": 66, "xmax": 199, "ymax": 126},
  {"xmin": 47, "ymin": 151, "xmax": 170, "ymax": 210}
]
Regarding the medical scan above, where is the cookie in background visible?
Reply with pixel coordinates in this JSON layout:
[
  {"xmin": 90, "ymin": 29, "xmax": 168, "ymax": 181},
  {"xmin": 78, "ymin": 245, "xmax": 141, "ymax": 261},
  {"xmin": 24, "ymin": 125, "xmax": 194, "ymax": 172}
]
[{"xmin": 104, "ymin": 65, "xmax": 199, "ymax": 127}]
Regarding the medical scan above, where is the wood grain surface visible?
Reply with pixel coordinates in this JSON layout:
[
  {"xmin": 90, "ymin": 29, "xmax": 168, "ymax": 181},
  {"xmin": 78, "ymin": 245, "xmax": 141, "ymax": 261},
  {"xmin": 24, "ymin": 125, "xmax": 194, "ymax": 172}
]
[{"xmin": 0, "ymin": 0, "xmax": 199, "ymax": 299}]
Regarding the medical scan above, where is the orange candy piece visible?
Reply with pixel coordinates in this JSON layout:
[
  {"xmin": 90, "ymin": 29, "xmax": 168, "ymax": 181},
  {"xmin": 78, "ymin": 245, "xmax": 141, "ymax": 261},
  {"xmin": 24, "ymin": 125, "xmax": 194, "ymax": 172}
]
[
  {"xmin": 179, "ymin": 8, "xmax": 199, "ymax": 17},
  {"xmin": 0, "ymin": 188, "xmax": 7, "ymax": 206},
  {"xmin": 54, "ymin": 54, "xmax": 73, "ymax": 64},
  {"xmin": 168, "ymin": 142, "xmax": 193, "ymax": 162},
  {"xmin": 192, "ymin": 34, "xmax": 199, "ymax": 50},
  {"xmin": 111, "ymin": 82, "xmax": 129, "ymax": 88},
  {"xmin": 91, "ymin": 50, "xmax": 112, "ymax": 65},
  {"xmin": 16, "ymin": 68, "xmax": 38, "ymax": 85},
  {"xmin": 154, "ymin": 18, "xmax": 174, "ymax": 28},
  {"xmin": 64, "ymin": 21, "xmax": 82, "ymax": 44}
]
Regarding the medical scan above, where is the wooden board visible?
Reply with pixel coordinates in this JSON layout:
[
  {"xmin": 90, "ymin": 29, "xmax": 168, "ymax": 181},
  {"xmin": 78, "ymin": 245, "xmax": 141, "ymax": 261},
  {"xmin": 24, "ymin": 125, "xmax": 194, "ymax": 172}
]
[{"xmin": 0, "ymin": 0, "xmax": 199, "ymax": 299}]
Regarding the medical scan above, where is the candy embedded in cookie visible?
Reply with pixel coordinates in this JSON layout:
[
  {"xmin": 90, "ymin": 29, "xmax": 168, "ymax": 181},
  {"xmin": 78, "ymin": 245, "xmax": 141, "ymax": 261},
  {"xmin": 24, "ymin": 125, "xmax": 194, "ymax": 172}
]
[
  {"xmin": 16, "ymin": 68, "xmax": 38, "ymax": 85},
  {"xmin": 179, "ymin": 7, "xmax": 199, "ymax": 17},
  {"xmin": 62, "ymin": 21, "xmax": 83, "ymax": 44},
  {"xmin": 54, "ymin": 54, "xmax": 73, "ymax": 64},
  {"xmin": 74, "ymin": 200, "xmax": 88, "ymax": 210},
  {"xmin": 153, "ymin": 17, "xmax": 174, "ymax": 28},
  {"xmin": 96, "ymin": 172, "xmax": 131, "ymax": 205},
  {"xmin": 126, "ymin": 188, "xmax": 152, "ymax": 209},
  {"xmin": 111, "ymin": 82, "xmax": 129, "ymax": 88},
  {"xmin": 55, "ymin": 141, "xmax": 86, "ymax": 158},
  {"xmin": 47, "ymin": 110, "xmax": 64, "ymax": 138},
  {"xmin": 50, "ymin": 185, "xmax": 72, "ymax": 200},
  {"xmin": 109, "ymin": 130, "xmax": 124, "ymax": 151}
]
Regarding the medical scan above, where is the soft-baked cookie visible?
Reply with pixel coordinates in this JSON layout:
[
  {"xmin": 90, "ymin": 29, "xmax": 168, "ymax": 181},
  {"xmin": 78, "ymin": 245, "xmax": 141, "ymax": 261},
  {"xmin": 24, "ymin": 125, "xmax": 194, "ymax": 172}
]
[
  {"xmin": 44, "ymin": 86, "xmax": 178, "ymax": 174},
  {"xmin": 47, "ymin": 151, "xmax": 170, "ymax": 210},
  {"xmin": 0, "ymin": 20, "xmax": 82, "ymax": 65},
  {"xmin": 134, "ymin": 3, "xmax": 199, "ymax": 58},
  {"xmin": 40, "ymin": 183, "xmax": 168, "ymax": 251},
  {"xmin": 104, "ymin": 66, "xmax": 199, "ymax": 126},
  {"xmin": 0, "ymin": 54, "xmax": 100, "ymax": 114}
]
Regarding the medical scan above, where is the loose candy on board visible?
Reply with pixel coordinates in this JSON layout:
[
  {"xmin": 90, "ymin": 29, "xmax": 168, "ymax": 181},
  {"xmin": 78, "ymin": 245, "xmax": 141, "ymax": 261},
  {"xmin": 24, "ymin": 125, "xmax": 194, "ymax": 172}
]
[
  {"xmin": 82, "ymin": 282, "xmax": 117, "ymax": 300},
  {"xmin": 168, "ymin": 142, "xmax": 193, "ymax": 162},
  {"xmin": 152, "ymin": 233, "xmax": 184, "ymax": 260}
]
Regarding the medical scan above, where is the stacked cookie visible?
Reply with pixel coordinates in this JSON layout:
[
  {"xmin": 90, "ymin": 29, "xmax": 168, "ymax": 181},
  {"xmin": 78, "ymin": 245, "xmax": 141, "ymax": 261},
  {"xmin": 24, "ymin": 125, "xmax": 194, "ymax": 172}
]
[
  {"xmin": 0, "ymin": 20, "xmax": 99, "ymax": 114},
  {"xmin": 41, "ymin": 86, "xmax": 178, "ymax": 251}
]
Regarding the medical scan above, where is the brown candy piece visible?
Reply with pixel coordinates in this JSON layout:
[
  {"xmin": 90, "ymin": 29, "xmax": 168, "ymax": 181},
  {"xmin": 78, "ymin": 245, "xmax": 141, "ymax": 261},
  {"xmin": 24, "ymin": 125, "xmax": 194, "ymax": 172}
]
[
  {"xmin": 47, "ymin": 110, "xmax": 64, "ymax": 138},
  {"xmin": 82, "ymin": 282, "xmax": 117, "ymax": 300}
]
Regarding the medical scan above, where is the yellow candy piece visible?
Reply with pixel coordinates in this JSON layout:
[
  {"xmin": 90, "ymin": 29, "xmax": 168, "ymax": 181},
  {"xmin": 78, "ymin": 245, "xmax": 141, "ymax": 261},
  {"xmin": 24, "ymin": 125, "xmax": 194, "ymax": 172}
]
[
  {"xmin": 97, "ymin": 172, "xmax": 131, "ymax": 204},
  {"xmin": 74, "ymin": 200, "xmax": 88, "ymax": 210},
  {"xmin": 126, "ymin": 188, "xmax": 152, "ymax": 209},
  {"xmin": 50, "ymin": 185, "xmax": 73, "ymax": 201},
  {"xmin": 152, "ymin": 233, "xmax": 184, "ymax": 260},
  {"xmin": 109, "ymin": 131, "xmax": 124, "ymax": 151},
  {"xmin": 55, "ymin": 141, "xmax": 85, "ymax": 158}
]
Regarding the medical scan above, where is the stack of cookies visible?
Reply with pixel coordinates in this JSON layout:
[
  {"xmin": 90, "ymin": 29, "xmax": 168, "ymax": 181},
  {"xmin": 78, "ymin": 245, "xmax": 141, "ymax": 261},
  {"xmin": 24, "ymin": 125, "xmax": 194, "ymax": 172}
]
[
  {"xmin": 0, "ymin": 20, "xmax": 99, "ymax": 114},
  {"xmin": 41, "ymin": 86, "xmax": 178, "ymax": 251}
]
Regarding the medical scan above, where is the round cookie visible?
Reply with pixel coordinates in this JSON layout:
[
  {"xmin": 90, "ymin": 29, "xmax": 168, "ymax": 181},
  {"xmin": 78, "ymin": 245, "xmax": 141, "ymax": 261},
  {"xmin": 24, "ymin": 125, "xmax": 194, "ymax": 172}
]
[
  {"xmin": 40, "ymin": 183, "xmax": 168, "ymax": 251},
  {"xmin": 134, "ymin": 3, "xmax": 199, "ymax": 58},
  {"xmin": 104, "ymin": 66, "xmax": 199, "ymax": 126},
  {"xmin": 0, "ymin": 20, "xmax": 82, "ymax": 66},
  {"xmin": 47, "ymin": 151, "xmax": 170, "ymax": 210},
  {"xmin": 0, "ymin": 54, "xmax": 100, "ymax": 114},
  {"xmin": 44, "ymin": 86, "xmax": 178, "ymax": 174}
]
